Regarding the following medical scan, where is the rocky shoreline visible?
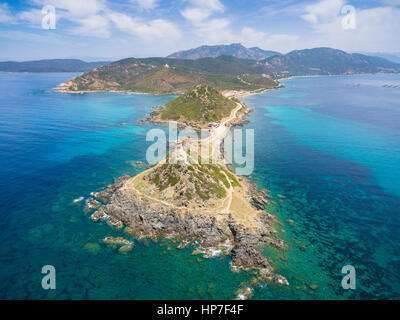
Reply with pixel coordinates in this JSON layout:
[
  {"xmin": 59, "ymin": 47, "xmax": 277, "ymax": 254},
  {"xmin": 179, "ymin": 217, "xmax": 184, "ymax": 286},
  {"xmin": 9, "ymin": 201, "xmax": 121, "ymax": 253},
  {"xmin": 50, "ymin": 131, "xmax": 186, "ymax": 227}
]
[
  {"xmin": 84, "ymin": 94, "xmax": 289, "ymax": 298},
  {"xmin": 140, "ymin": 102, "xmax": 253, "ymax": 132},
  {"xmin": 87, "ymin": 174, "xmax": 288, "ymax": 285},
  {"xmin": 140, "ymin": 108, "xmax": 188, "ymax": 130}
]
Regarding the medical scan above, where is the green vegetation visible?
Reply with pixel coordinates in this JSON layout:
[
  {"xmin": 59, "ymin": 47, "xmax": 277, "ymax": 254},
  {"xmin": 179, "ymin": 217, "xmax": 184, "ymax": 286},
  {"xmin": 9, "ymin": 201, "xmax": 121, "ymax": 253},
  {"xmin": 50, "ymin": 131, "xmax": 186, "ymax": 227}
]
[
  {"xmin": 184, "ymin": 191, "xmax": 193, "ymax": 200},
  {"xmin": 159, "ymin": 84, "xmax": 236, "ymax": 124},
  {"xmin": 220, "ymin": 167, "xmax": 241, "ymax": 187},
  {"xmin": 61, "ymin": 48, "xmax": 400, "ymax": 92},
  {"xmin": 65, "ymin": 56, "xmax": 281, "ymax": 93},
  {"xmin": 168, "ymin": 175, "xmax": 180, "ymax": 187},
  {"xmin": 153, "ymin": 164, "xmax": 181, "ymax": 191},
  {"xmin": 147, "ymin": 162, "xmax": 239, "ymax": 202}
]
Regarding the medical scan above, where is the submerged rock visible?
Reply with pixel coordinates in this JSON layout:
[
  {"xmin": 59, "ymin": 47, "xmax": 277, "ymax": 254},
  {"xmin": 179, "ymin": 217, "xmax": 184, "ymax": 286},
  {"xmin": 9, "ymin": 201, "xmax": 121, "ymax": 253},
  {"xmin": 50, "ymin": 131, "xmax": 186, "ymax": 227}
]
[
  {"xmin": 118, "ymin": 245, "xmax": 134, "ymax": 253},
  {"xmin": 177, "ymin": 240, "xmax": 190, "ymax": 250},
  {"xmin": 83, "ymin": 243, "xmax": 100, "ymax": 254},
  {"xmin": 103, "ymin": 236, "xmax": 134, "ymax": 253},
  {"xmin": 103, "ymin": 236, "xmax": 134, "ymax": 246}
]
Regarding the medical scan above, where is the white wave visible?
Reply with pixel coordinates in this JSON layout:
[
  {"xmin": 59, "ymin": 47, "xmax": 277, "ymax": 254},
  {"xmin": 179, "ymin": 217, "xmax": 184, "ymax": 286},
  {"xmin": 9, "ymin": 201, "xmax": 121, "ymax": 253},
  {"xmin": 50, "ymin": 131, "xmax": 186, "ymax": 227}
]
[{"xmin": 73, "ymin": 196, "xmax": 84, "ymax": 203}]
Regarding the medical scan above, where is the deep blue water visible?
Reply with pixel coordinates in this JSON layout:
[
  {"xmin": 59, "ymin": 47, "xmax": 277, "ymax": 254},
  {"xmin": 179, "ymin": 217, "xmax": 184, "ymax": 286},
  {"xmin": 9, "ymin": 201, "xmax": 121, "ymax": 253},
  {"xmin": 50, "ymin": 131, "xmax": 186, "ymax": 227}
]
[{"xmin": 0, "ymin": 72, "xmax": 399, "ymax": 299}]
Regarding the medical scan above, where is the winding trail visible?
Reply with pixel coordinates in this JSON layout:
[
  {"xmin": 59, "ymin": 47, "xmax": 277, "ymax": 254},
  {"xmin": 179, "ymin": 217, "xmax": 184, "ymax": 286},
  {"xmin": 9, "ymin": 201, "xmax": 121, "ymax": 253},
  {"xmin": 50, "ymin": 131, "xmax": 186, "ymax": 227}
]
[
  {"xmin": 221, "ymin": 170, "xmax": 233, "ymax": 213},
  {"xmin": 207, "ymin": 102, "xmax": 243, "ymax": 163},
  {"xmin": 128, "ymin": 101, "xmax": 244, "ymax": 213}
]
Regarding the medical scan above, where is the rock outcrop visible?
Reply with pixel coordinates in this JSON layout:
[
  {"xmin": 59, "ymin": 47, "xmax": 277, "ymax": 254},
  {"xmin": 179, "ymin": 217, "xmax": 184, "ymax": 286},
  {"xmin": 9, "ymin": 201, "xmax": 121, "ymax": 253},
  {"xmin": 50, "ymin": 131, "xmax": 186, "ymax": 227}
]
[{"xmin": 88, "ymin": 174, "xmax": 286, "ymax": 282}]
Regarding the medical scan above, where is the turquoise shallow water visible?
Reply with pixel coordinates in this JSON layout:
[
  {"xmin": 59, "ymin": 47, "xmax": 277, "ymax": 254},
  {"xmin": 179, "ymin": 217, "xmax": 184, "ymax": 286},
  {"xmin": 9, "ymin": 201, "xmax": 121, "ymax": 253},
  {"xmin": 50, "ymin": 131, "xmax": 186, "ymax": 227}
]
[
  {"xmin": 0, "ymin": 73, "xmax": 399, "ymax": 299},
  {"xmin": 242, "ymin": 74, "xmax": 400, "ymax": 299},
  {"xmin": 0, "ymin": 73, "xmax": 250, "ymax": 300}
]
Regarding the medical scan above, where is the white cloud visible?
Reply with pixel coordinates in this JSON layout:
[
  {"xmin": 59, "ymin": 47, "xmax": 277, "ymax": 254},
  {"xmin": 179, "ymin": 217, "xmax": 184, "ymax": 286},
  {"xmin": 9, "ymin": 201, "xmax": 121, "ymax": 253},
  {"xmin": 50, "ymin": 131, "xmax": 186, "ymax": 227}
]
[
  {"xmin": 108, "ymin": 12, "xmax": 181, "ymax": 40},
  {"xmin": 259, "ymin": 34, "xmax": 300, "ymax": 51},
  {"xmin": 70, "ymin": 14, "xmax": 110, "ymax": 38},
  {"xmin": 9, "ymin": 0, "xmax": 399, "ymax": 55},
  {"xmin": 0, "ymin": 3, "xmax": 16, "ymax": 24},
  {"xmin": 32, "ymin": 0, "xmax": 106, "ymax": 18},
  {"xmin": 240, "ymin": 27, "xmax": 269, "ymax": 46},
  {"xmin": 179, "ymin": 0, "xmax": 300, "ymax": 51},
  {"xmin": 181, "ymin": 0, "xmax": 224, "ymax": 24},
  {"xmin": 16, "ymin": 0, "xmax": 180, "ymax": 41},
  {"xmin": 301, "ymin": 0, "xmax": 344, "ymax": 25},
  {"xmin": 238, "ymin": 27, "xmax": 299, "ymax": 52},
  {"xmin": 194, "ymin": 18, "xmax": 232, "ymax": 43},
  {"xmin": 18, "ymin": 9, "xmax": 45, "ymax": 25},
  {"xmin": 130, "ymin": 0, "xmax": 159, "ymax": 10},
  {"xmin": 180, "ymin": 0, "xmax": 231, "ymax": 43},
  {"xmin": 189, "ymin": 0, "xmax": 224, "ymax": 12},
  {"xmin": 181, "ymin": 7, "xmax": 214, "ymax": 24},
  {"xmin": 22, "ymin": 0, "xmax": 110, "ymax": 36},
  {"xmin": 300, "ymin": 0, "xmax": 400, "ymax": 52}
]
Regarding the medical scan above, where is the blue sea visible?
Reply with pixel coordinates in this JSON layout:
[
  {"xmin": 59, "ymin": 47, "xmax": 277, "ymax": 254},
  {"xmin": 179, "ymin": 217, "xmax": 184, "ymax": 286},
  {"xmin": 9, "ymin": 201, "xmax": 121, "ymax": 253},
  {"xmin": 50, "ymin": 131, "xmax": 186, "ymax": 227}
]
[{"xmin": 0, "ymin": 72, "xmax": 399, "ymax": 299}]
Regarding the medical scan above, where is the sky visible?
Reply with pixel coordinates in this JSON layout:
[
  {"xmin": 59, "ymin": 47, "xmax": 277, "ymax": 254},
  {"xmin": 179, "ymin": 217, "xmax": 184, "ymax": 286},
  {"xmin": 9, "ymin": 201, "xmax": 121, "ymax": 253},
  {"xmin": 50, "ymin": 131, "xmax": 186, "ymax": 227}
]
[{"xmin": 0, "ymin": 0, "xmax": 399, "ymax": 61}]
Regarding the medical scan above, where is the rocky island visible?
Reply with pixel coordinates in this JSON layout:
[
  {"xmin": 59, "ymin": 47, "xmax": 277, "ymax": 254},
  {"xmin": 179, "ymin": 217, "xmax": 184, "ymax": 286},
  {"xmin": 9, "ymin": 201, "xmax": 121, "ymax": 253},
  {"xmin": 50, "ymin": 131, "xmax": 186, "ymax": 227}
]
[{"xmin": 87, "ymin": 84, "xmax": 288, "ymax": 299}]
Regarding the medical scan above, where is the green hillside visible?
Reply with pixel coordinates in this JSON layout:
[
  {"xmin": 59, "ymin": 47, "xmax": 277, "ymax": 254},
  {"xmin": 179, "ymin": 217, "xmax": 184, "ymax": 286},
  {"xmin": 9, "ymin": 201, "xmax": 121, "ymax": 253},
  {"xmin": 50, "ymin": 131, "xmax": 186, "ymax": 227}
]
[
  {"xmin": 159, "ymin": 84, "xmax": 236, "ymax": 125},
  {"xmin": 60, "ymin": 47, "xmax": 400, "ymax": 94},
  {"xmin": 63, "ymin": 56, "xmax": 280, "ymax": 94}
]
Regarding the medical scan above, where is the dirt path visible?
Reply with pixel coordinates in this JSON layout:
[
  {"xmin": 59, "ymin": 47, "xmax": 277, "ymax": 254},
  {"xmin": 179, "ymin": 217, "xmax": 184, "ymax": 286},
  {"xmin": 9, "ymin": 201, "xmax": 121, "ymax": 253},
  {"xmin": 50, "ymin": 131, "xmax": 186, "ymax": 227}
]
[
  {"xmin": 208, "ymin": 102, "xmax": 243, "ymax": 162},
  {"xmin": 127, "ymin": 101, "xmax": 243, "ymax": 213},
  {"xmin": 221, "ymin": 170, "xmax": 233, "ymax": 212}
]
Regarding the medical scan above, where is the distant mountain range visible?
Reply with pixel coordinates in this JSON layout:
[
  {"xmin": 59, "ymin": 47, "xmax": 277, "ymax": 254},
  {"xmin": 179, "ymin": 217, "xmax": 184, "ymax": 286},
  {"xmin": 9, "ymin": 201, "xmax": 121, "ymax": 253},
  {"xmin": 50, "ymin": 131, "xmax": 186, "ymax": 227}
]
[
  {"xmin": 50, "ymin": 47, "xmax": 400, "ymax": 94},
  {"xmin": 0, "ymin": 59, "xmax": 109, "ymax": 73},
  {"xmin": 167, "ymin": 43, "xmax": 280, "ymax": 61},
  {"xmin": 261, "ymin": 48, "xmax": 400, "ymax": 77},
  {"xmin": 358, "ymin": 52, "xmax": 400, "ymax": 64}
]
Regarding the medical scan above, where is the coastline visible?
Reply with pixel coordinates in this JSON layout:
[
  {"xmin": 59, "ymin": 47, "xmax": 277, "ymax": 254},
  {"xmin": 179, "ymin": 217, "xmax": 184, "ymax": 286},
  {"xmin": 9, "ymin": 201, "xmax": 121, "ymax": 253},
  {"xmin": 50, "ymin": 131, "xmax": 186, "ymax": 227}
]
[
  {"xmin": 2, "ymin": 68, "xmax": 399, "ymax": 299},
  {"xmin": 276, "ymin": 71, "xmax": 400, "ymax": 82},
  {"xmin": 53, "ymin": 87, "xmax": 173, "ymax": 96},
  {"xmin": 52, "ymin": 70, "xmax": 399, "ymax": 95},
  {"xmin": 53, "ymin": 76, "xmax": 283, "ymax": 97},
  {"xmin": 85, "ymin": 96, "xmax": 289, "ymax": 299},
  {"xmin": 53, "ymin": 85, "xmax": 279, "ymax": 97}
]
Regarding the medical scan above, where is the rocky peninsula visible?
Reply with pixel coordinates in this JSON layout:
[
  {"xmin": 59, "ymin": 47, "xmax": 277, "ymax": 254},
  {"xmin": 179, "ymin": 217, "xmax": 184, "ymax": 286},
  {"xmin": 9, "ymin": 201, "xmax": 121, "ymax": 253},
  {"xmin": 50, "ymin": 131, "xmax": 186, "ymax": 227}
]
[{"xmin": 86, "ymin": 84, "xmax": 288, "ymax": 298}]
